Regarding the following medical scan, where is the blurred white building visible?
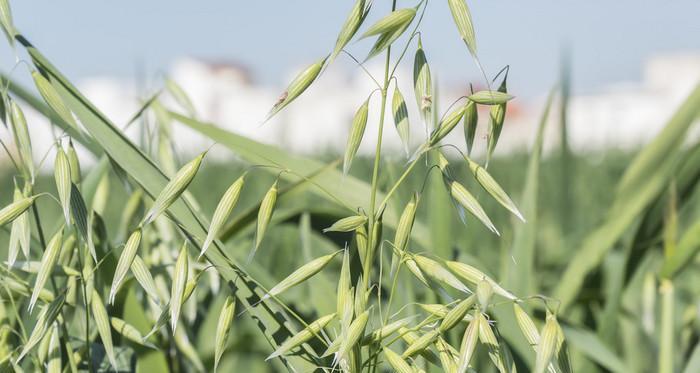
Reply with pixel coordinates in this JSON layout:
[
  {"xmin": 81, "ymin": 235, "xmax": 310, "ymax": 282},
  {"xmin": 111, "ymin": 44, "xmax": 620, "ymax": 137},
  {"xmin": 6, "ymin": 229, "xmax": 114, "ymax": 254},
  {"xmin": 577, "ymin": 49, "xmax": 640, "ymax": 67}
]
[{"xmin": 1, "ymin": 53, "xmax": 699, "ymax": 173}]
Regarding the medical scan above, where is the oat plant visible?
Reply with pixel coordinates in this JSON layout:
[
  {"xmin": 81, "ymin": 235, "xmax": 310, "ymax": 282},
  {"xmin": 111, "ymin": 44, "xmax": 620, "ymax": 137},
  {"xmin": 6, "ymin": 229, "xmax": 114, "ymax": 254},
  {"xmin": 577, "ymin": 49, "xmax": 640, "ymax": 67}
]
[{"xmin": 0, "ymin": 0, "xmax": 581, "ymax": 371}]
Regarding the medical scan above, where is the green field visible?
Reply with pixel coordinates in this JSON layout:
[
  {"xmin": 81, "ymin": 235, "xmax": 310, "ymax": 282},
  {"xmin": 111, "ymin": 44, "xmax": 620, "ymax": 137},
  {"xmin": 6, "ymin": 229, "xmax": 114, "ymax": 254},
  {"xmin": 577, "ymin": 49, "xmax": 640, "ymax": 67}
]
[{"xmin": 1, "ymin": 0, "xmax": 700, "ymax": 372}]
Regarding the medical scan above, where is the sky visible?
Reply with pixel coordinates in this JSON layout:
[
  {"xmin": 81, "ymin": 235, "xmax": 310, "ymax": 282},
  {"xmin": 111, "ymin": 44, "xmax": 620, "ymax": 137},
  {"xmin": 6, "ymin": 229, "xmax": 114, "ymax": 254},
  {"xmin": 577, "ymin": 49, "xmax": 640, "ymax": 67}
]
[{"xmin": 2, "ymin": 1, "xmax": 699, "ymax": 98}]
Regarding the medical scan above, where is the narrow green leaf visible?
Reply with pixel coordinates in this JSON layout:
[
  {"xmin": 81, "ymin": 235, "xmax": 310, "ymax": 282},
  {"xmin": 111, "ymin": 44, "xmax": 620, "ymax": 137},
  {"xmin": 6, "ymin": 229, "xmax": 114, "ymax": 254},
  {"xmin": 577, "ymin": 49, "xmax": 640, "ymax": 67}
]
[
  {"xmin": 554, "ymin": 83, "xmax": 700, "ymax": 310},
  {"xmin": 165, "ymin": 78, "xmax": 196, "ymax": 115},
  {"xmin": 505, "ymin": 88, "xmax": 554, "ymax": 295}
]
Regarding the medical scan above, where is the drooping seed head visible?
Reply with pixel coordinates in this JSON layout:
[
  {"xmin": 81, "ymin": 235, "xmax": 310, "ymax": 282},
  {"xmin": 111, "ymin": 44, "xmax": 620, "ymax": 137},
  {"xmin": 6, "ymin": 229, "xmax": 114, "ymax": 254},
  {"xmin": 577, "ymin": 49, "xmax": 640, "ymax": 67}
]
[
  {"xmin": 263, "ymin": 251, "xmax": 339, "ymax": 300},
  {"xmin": 201, "ymin": 172, "xmax": 247, "ymax": 257},
  {"xmin": 355, "ymin": 225, "xmax": 369, "ymax": 270},
  {"xmin": 337, "ymin": 250, "xmax": 352, "ymax": 316},
  {"xmin": 110, "ymin": 228, "xmax": 143, "ymax": 304},
  {"xmin": 513, "ymin": 303, "xmax": 539, "ymax": 347},
  {"xmin": 361, "ymin": 316, "xmax": 413, "ymax": 345},
  {"xmin": 253, "ymin": 179, "xmax": 279, "ymax": 256},
  {"xmin": 413, "ymin": 35, "xmax": 433, "ymax": 128},
  {"xmin": 0, "ymin": 195, "xmax": 37, "ymax": 228},
  {"xmin": 17, "ymin": 293, "xmax": 66, "ymax": 363},
  {"xmin": 384, "ymin": 347, "xmax": 414, "ymax": 373},
  {"xmin": 32, "ymin": 71, "xmax": 78, "ymax": 129},
  {"xmin": 431, "ymin": 104, "xmax": 466, "ymax": 145},
  {"xmin": 9, "ymin": 100, "xmax": 34, "ymax": 179},
  {"xmin": 110, "ymin": 317, "xmax": 149, "ymax": 346},
  {"xmin": 343, "ymin": 98, "xmax": 370, "ymax": 175},
  {"xmin": 143, "ymin": 151, "xmax": 207, "ymax": 226},
  {"xmin": 46, "ymin": 324, "xmax": 61, "ymax": 373},
  {"xmin": 360, "ymin": 8, "xmax": 416, "ymax": 39},
  {"xmin": 266, "ymin": 57, "xmax": 327, "ymax": 121},
  {"xmin": 450, "ymin": 181, "xmax": 499, "ymax": 235},
  {"xmin": 54, "ymin": 144, "xmax": 72, "ymax": 224},
  {"xmin": 402, "ymin": 329, "xmax": 439, "ymax": 359},
  {"xmin": 66, "ymin": 139, "xmax": 81, "ymax": 184},
  {"xmin": 214, "ymin": 296, "xmax": 236, "ymax": 370},
  {"xmin": 457, "ymin": 312, "xmax": 480, "ymax": 373},
  {"xmin": 439, "ymin": 296, "xmax": 476, "ymax": 333},
  {"xmin": 447, "ymin": 0, "xmax": 478, "ymax": 56},
  {"xmin": 130, "ymin": 254, "xmax": 160, "ymax": 302},
  {"xmin": 394, "ymin": 192, "xmax": 420, "ymax": 254},
  {"xmin": 0, "ymin": 0, "xmax": 15, "ymax": 43},
  {"xmin": 446, "ymin": 261, "xmax": 516, "ymax": 300},
  {"xmin": 466, "ymin": 157, "xmax": 524, "ymax": 222},
  {"xmin": 392, "ymin": 86, "xmax": 411, "ymax": 156},
  {"xmin": 331, "ymin": 0, "xmax": 368, "ymax": 62},
  {"xmin": 414, "ymin": 254, "xmax": 470, "ymax": 293},
  {"xmin": 468, "ymin": 90, "xmax": 514, "ymax": 105},
  {"xmin": 29, "ymin": 227, "xmax": 64, "ymax": 313},
  {"xmin": 324, "ymin": 214, "xmax": 367, "ymax": 233},
  {"xmin": 170, "ymin": 242, "xmax": 189, "ymax": 332},
  {"xmin": 266, "ymin": 313, "xmax": 336, "ymax": 361},
  {"xmin": 91, "ymin": 290, "xmax": 117, "ymax": 368},
  {"xmin": 463, "ymin": 100, "xmax": 478, "ymax": 155},
  {"xmin": 534, "ymin": 312, "xmax": 559, "ymax": 373},
  {"xmin": 363, "ymin": 7, "xmax": 417, "ymax": 61},
  {"xmin": 478, "ymin": 312, "xmax": 508, "ymax": 372},
  {"xmin": 338, "ymin": 310, "xmax": 370, "ymax": 362},
  {"xmin": 476, "ymin": 280, "xmax": 493, "ymax": 312}
]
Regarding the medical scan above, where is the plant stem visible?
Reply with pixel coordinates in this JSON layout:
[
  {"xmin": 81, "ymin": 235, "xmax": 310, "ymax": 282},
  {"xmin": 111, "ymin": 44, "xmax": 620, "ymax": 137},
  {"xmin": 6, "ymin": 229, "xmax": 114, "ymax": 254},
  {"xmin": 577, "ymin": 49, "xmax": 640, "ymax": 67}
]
[
  {"xmin": 365, "ymin": 0, "xmax": 398, "ymax": 292},
  {"xmin": 368, "ymin": 55, "xmax": 391, "ymax": 221},
  {"xmin": 363, "ymin": 4, "xmax": 398, "ymax": 371}
]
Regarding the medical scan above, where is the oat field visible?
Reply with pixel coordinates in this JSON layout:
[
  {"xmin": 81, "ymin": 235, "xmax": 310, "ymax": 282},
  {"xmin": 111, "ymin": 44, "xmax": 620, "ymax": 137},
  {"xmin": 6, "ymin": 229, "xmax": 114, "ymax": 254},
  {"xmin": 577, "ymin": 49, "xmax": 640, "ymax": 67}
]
[{"xmin": 1, "ymin": 0, "xmax": 700, "ymax": 372}]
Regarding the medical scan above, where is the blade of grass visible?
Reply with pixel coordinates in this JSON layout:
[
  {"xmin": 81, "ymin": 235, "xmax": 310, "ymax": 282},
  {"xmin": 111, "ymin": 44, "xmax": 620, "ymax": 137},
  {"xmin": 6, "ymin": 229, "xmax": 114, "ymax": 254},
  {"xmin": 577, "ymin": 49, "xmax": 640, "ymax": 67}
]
[{"xmin": 554, "ymin": 83, "xmax": 700, "ymax": 311}]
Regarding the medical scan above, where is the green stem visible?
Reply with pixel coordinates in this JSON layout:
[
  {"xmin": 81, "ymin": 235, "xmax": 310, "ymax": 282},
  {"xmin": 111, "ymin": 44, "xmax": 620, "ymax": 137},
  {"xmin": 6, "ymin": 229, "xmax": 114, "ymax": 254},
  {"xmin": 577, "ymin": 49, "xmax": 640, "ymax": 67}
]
[
  {"xmin": 368, "ymin": 61, "xmax": 391, "ymax": 221},
  {"xmin": 363, "ymin": 5, "xmax": 398, "ymax": 372},
  {"xmin": 365, "ymin": 0, "xmax": 397, "ymax": 292}
]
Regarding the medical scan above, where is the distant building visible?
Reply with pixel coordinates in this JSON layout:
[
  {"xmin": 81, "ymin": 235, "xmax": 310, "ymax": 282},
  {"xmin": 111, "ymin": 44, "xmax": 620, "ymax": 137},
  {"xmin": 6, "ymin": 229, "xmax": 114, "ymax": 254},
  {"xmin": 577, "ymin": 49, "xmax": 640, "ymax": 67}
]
[{"xmin": 1, "ymin": 53, "xmax": 698, "ymax": 173}]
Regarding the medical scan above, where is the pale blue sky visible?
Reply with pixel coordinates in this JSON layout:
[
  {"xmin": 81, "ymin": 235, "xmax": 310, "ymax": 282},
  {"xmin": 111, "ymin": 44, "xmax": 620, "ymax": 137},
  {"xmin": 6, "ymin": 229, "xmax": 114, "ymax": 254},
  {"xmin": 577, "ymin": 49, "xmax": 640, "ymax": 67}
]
[{"xmin": 3, "ymin": 1, "xmax": 699, "ymax": 97}]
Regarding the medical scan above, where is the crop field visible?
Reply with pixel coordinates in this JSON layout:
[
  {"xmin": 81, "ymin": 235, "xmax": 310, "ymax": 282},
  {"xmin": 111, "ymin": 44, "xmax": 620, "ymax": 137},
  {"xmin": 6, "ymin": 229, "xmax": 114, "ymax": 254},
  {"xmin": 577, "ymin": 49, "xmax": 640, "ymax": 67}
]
[{"xmin": 0, "ymin": 0, "xmax": 699, "ymax": 372}]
